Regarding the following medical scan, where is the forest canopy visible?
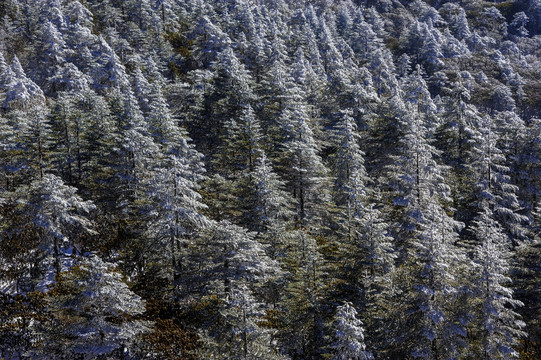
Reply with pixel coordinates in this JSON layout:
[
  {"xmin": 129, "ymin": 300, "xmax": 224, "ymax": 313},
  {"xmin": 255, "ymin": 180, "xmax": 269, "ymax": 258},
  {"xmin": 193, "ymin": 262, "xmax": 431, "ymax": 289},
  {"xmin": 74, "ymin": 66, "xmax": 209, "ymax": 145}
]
[{"xmin": 1, "ymin": 0, "xmax": 541, "ymax": 359}]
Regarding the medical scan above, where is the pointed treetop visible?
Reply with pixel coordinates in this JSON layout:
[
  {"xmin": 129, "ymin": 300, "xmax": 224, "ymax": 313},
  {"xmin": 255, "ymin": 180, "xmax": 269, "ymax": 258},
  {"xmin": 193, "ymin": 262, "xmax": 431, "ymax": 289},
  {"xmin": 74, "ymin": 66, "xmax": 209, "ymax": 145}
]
[
  {"xmin": 65, "ymin": 0, "xmax": 93, "ymax": 27},
  {"xmin": 2, "ymin": 56, "xmax": 45, "ymax": 109},
  {"xmin": 332, "ymin": 302, "xmax": 374, "ymax": 360},
  {"xmin": 10, "ymin": 56, "xmax": 26, "ymax": 78}
]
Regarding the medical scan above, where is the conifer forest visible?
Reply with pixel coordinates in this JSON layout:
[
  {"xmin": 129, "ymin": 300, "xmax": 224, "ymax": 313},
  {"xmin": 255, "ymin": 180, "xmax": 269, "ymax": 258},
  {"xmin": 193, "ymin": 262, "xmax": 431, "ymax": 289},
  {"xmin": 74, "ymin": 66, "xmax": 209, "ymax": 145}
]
[{"xmin": 2, "ymin": 0, "xmax": 541, "ymax": 358}]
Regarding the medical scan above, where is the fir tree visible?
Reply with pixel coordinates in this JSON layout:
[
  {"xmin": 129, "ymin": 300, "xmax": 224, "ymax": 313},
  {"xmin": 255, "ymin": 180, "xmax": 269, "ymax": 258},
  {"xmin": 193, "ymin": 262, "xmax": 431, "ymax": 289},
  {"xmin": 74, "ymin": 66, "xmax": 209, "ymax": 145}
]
[
  {"xmin": 331, "ymin": 302, "xmax": 374, "ymax": 360},
  {"xmin": 279, "ymin": 104, "xmax": 330, "ymax": 229},
  {"xmin": 18, "ymin": 174, "xmax": 95, "ymax": 277},
  {"xmin": 470, "ymin": 208, "xmax": 526, "ymax": 359},
  {"xmin": 41, "ymin": 255, "xmax": 149, "ymax": 358}
]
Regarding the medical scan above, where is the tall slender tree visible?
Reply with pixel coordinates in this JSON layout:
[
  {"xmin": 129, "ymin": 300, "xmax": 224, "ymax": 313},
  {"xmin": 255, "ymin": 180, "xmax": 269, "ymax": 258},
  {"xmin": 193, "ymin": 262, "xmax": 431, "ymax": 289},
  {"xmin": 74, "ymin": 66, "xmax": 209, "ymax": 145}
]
[
  {"xmin": 470, "ymin": 208, "xmax": 526, "ymax": 359},
  {"xmin": 331, "ymin": 302, "xmax": 374, "ymax": 360}
]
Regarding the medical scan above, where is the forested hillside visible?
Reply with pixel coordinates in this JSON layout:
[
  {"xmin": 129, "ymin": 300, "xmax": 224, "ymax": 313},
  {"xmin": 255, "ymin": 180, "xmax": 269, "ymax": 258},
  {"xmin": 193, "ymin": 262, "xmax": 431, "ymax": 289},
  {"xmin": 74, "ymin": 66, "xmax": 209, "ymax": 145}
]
[{"xmin": 1, "ymin": 0, "xmax": 541, "ymax": 358}]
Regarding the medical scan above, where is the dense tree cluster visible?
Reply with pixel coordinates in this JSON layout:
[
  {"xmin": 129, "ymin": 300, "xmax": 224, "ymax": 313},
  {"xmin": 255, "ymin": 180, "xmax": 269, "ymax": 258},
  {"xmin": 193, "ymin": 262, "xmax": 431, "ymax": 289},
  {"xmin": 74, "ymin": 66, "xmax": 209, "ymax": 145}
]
[{"xmin": 1, "ymin": 0, "xmax": 541, "ymax": 359}]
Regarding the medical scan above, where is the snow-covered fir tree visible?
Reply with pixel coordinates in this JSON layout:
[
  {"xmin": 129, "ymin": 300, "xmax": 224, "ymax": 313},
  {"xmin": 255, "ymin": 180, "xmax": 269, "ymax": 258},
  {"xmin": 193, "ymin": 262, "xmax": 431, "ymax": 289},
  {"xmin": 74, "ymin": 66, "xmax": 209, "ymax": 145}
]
[{"xmin": 331, "ymin": 302, "xmax": 374, "ymax": 360}]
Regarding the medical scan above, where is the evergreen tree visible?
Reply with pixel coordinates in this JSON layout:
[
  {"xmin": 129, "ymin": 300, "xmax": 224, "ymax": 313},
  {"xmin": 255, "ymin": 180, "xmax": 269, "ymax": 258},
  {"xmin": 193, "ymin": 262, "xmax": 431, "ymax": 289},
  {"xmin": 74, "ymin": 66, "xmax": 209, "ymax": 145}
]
[
  {"xmin": 41, "ymin": 255, "xmax": 149, "ymax": 358},
  {"xmin": 18, "ymin": 174, "xmax": 95, "ymax": 277},
  {"xmin": 184, "ymin": 220, "xmax": 281, "ymax": 357},
  {"xmin": 190, "ymin": 16, "xmax": 232, "ymax": 68},
  {"xmin": 197, "ymin": 45, "xmax": 256, "ymax": 162},
  {"xmin": 133, "ymin": 67, "xmax": 152, "ymax": 116},
  {"xmin": 48, "ymin": 91, "xmax": 93, "ymax": 187},
  {"xmin": 440, "ymin": 3, "xmax": 471, "ymax": 40},
  {"xmin": 280, "ymin": 230, "xmax": 330, "ymax": 359},
  {"xmin": 331, "ymin": 302, "xmax": 374, "ymax": 360},
  {"xmin": 200, "ymin": 284, "xmax": 288, "ymax": 359},
  {"xmin": 420, "ymin": 23, "xmax": 444, "ymax": 73},
  {"xmin": 469, "ymin": 116, "xmax": 527, "ymax": 246},
  {"xmin": 64, "ymin": 1, "xmax": 99, "ymax": 73},
  {"xmin": 385, "ymin": 103, "xmax": 468, "ymax": 358},
  {"xmin": 214, "ymin": 104, "xmax": 262, "ymax": 176},
  {"xmin": 279, "ymin": 104, "xmax": 330, "ymax": 229},
  {"xmin": 1, "ymin": 56, "xmax": 45, "ymax": 110},
  {"xmin": 147, "ymin": 134, "xmax": 208, "ymax": 290},
  {"xmin": 29, "ymin": 20, "xmax": 71, "ymax": 95},
  {"xmin": 251, "ymin": 152, "xmax": 292, "ymax": 233},
  {"xmin": 511, "ymin": 12, "xmax": 529, "ymax": 37},
  {"xmin": 402, "ymin": 65, "xmax": 439, "ymax": 132},
  {"xmin": 435, "ymin": 73, "xmax": 480, "ymax": 225},
  {"xmin": 2, "ymin": 103, "xmax": 51, "ymax": 183},
  {"xmin": 68, "ymin": 89, "xmax": 116, "ymax": 198},
  {"xmin": 332, "ymin": 110, "xmax": 368, "ymax": 211},
  {"xmin": 105, "ymin": 87, "xmax": 159, "ymax": 205},
  {"xmin": 249, "ymin": 151, "xmax": 294, "ymax": 261},
  {"xmin": 470, "ymin": 208, "xmax": 526, "ymax": 359}
]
